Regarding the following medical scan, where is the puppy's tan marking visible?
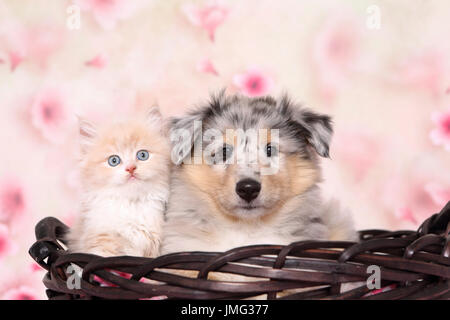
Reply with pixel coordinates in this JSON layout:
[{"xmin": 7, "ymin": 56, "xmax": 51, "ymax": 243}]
[
  {"xmin": 285, "ymin": 155, "xmax": 320, "ymax": 197},
  {"xmin": 181, "ymin": 162, "xmax": 240, "ymax": 222}
]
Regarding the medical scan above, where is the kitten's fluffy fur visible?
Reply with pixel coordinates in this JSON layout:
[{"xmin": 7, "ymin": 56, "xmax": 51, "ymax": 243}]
[{"xmin": 66, "ymin": 108, "xmax": 170, "ymax": 257}]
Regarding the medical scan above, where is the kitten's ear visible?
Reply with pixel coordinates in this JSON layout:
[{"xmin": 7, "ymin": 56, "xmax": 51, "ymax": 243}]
[
  {"xmin": 145, "ymin": 106, "xmax": 163, "ymax": 125},
  {"xmin": 145, "ymin": 105, "xmax": 171, "ymax": 136},
  {"xmin": 298, "ymin": 110, "xmax": 333, "ymax": 158},
  {"xmin": 78, "ymin": 117, "xmax": 97, "ymax": 153},
  {"xmin": 169, "ymin": 112, "xmax": 203, "ymax": 165}
]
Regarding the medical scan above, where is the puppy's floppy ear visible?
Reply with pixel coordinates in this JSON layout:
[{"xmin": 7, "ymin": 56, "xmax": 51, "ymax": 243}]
[
  {"xmin": 78, "ymin": 117, "xmax": 97, "ymax": 153},
  {"xmin": 169, "ymin": 112, "xmax": 203, "ymax": 165},
  {"xmin": 278, "ymin": 95, "xmax": 333, "ymax": 158},
  {"xmin": 299, "ymin": 110, "xmax": 333, "ymax": 158}
]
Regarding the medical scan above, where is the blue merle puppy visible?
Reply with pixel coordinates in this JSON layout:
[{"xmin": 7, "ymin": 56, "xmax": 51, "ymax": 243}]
[{"xmin": 161, "ymin": 92, "xmax": 356, "ymax": 255}]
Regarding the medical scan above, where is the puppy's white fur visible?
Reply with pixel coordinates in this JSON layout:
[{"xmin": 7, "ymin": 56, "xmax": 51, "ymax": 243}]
[{"xmin": 162, "ymin": 171, "xmax": 354, "ymax": 254}]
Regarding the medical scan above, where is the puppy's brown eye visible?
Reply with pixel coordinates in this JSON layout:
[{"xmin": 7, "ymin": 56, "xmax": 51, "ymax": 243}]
[
  {"xmin": 266, "ymin": 143, "xmax": 277, "ymax": 157},
  {"xmin": 222, "ymin": 144, "xmax": 233, "ymax": 162}
]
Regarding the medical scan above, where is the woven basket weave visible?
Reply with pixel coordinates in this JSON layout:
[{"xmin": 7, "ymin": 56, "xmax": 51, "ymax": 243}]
[{"xmin": 29, "ymin": 202, "xmax": 450, "ymax": 300}]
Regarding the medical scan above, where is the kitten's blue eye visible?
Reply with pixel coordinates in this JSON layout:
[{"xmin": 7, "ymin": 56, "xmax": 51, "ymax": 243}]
[
  {"xmin": 108, "ymin": 155, "xmax": 121, "ymax": 167},
  {"xmin": 137, "ymin": 150, "xmax": 150, "ymax": 161}
]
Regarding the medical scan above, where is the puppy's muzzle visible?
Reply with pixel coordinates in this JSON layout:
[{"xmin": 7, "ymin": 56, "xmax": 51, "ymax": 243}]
[{"xmin": 235, "ymin": 179, "xmax": 261, "ymax": 203}]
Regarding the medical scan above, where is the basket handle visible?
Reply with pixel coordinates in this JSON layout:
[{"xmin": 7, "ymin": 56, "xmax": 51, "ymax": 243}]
[
  {"xmin": 28, "ymin": 217, "xmax": 69, "ymax": 271},
  {"xmin": 420, "ymin": 201, "xmax": 450, "ymax": 235},
  {"xmin": 34, "ymin": 216, "xmax": 69, "ymax": 242}
]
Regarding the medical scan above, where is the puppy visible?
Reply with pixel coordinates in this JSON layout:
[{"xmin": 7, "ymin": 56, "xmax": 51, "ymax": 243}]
[{"xmin": 161, "ymin": 92, "xmax": 356, "ymax": 256}]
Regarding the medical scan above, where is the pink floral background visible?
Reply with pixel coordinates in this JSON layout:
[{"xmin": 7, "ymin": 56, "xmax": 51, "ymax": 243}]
[{"xmin": 1, "ymin": 0, "xmax": 450, "ymax": 300}]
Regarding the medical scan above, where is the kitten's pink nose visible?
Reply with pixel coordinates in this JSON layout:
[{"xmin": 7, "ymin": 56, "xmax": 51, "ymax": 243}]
[{"xmin": 126, "ymin": 165, "xmax": 136, "ymax": 173}]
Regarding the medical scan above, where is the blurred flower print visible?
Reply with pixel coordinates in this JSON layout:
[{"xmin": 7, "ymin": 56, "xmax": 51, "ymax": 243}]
[
  {"xmin": 1, "ymin": 0, "xmax": 450, "ymax": 300},
  {"xmin": 0, "ymin": 224, "xmax": 17, "ymax": 261},
  {"xmin": 382, "ymin": 174, "xmax": 446, "ymax": 225},
  {"xmin": 30, "ymin": 87, "xmax": 71, "ymax": 145},
  {"xmin": 0, "ymin": 22, "xmax": 63, "ymax": 71},
  {"xmin": 429, "ymin": 109, "xmax": 450, "ymax": 151},
  {"xmin": 0, "ymin": 286, "xmax": 38, "ymax": 300},
  {"xmin": 312, "ymin": 14, "xmax": 361, "ymax": 101},
  {"xmin": 182, "ymin": 1, "xmax": 229, "ymax": 42},
  {"xmin": 394, "ymin": 50, "xmax": 448, "ymax": 97},
  {"xmin": 74, "ymin": 0, "xmax": 144, "ymax": 30},
  {"xmin": 333, "ymin": 130, "xmax": 380, "ymax": 182},
  {"xmin": 0, "ymin": 177, "xmax": 27, "ymax": 225},
  {"xmin": 424, "ymin": 182, "xmax": 450, "ymax": 207},
  {"xmin": 197, "ymin": 58, "xmax": 219, "ymax": 76},
  {"xmin": 85, "ymin": 53, "xmax": 108, "ymax": 69},
  {"xmin": 232, "ymin": 68, "xmax": 274, "ymax": 97}
]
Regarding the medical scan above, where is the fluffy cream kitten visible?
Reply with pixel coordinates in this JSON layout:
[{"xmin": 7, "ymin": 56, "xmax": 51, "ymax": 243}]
[{"xmin": 66, "ymin": 108, "xmax": 171, "ymax": 257}]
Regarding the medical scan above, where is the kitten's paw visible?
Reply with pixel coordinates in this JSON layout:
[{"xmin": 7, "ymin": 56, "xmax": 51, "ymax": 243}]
[
  {"xmin": 84, "ymin": 247, "xmax": 121, "ymax": 257},
  {"xmin": 142, "ymin": 234, "xmax": 162, "ymax": 258},
  {"xmin": 82, "ymin": 234, "xmax": 128, "ymax": 257}
]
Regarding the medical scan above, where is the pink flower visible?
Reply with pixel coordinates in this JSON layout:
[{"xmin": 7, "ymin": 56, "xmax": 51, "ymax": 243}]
[
  {"xmin": 0, "ymin": 224, "xmax": 17, "ymax": 260},
  {"xmin": 382, "ymin": 174, "xmax": 444, "ymax": 226},
  {"xmin": 424, "ymin": 182, "xmax": 450, "ymax": 206},
  {"xmin": 8, "ymin": 51, "xmax": 25, "ymax": 71},
  {"xmin": 394, "ymin": 207, "xmax": 417, "ymax": 224},
  {"xmin": 27, "ymin": 25, "xmax": 64, "ymax": 68},
  {"xmin": 0, "ymin": 22, "xmax": 27, "ymax": 71},
  {"xmin": 85, "ymin": 53, "xmax": 108, "ymax": 68},
  {"xmin": 196, "ymin": 58, "xmax": 219, "ymax": 76},
  {"xmin": 75, "ymin": 0, "xmax": 143, "ymax": 30},
  {"xmin": 312, "ymin": 15, "xmax": 361, "ymax": 101},
  {"xmin": 394, "ymin": 50, "xmax": 447, "ymax": 96},
  {"xmin": 333, "ymin": 130, "xmax": 380, "ymax": 181},
  {"xmin": 0, "ymin": 178, "xmax": 27, "ymax": 224},
  {"xmin": 429, "ymin": 110, "xmax": 450, "ymax": 150},
  {"xmin": 0, "ymin": 22, "xmax": 64, "ymax": 71},
  {"xmin": 1, "ymin": 286, "xmax": 38, "ymax": 300},
  {"xmin": 182, "ymin": 2, "xmax": 229, "ymax": 41},
  {"xmin": 30, "ymin": 88, "xmax": 71, "ymax": 144},
  {"xmin": 30, "ymin": 263, "xmax": 44, "ymax": 273},
  {"xmin": 233, "ymin": 68, "xmax": 274, "ymax": 97}
]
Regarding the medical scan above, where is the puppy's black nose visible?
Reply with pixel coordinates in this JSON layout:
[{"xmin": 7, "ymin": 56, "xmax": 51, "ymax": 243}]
[{"xmin": 236, "ymin": 179, "xmax": 261, "ymax": 202}]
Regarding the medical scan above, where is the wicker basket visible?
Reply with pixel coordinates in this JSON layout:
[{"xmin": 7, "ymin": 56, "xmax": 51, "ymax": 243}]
[{"xmin": 29, "ymin": 202, "xmax": 450, "ymax": 300}]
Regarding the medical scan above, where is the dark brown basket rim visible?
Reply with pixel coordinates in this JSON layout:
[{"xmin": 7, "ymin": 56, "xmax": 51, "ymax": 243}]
[{"xmin": 29, "ymin": 201, "xmax": 450, "ymax": 300}]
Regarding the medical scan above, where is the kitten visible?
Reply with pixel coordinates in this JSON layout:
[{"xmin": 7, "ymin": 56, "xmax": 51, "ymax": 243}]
[{"xmin": 66, "ymin": 108, "xmax": 171, "ymax": 257}]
